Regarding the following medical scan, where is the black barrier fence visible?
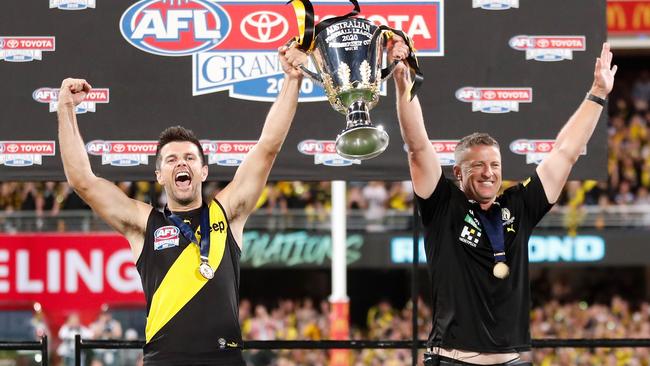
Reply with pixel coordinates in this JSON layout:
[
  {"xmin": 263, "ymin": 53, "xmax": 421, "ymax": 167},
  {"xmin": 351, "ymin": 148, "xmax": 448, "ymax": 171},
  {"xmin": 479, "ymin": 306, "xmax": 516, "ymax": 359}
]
[
  {"xmin": 0, "ymin": 336, "xmax": 48, "ymax": 366},
  {"xmin": 74, "ymin": 336, "xmax": 650, "ymax": 366},
  {"xmin": 67, "ymin": 206, "xmax": 650, "ymax": 366}
]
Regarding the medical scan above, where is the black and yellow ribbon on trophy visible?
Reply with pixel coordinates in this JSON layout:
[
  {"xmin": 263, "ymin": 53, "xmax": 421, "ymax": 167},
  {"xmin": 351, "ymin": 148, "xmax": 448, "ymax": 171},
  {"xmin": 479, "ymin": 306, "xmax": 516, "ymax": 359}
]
[{"xmin": 288, "ymin": 0, "xmax": 423, "ymax": 101}]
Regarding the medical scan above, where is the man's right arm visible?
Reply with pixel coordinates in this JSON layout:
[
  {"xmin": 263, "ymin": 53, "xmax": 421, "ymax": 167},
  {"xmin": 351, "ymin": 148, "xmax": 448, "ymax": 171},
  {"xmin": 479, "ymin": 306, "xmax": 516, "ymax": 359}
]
[
  {"xmin": 393, "ymin": 58, "xmax": 441, "ymax": 199},
  {"xmin": 57, "ymin": 78, "xmax": 151, "ymax": 262}
]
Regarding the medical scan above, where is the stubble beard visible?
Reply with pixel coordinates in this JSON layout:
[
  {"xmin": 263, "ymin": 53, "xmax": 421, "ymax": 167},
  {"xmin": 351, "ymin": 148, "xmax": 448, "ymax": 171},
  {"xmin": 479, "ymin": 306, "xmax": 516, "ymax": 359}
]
[{"xmin": 168, "ymin": 184, "xmax": 200, "ymax": 208}]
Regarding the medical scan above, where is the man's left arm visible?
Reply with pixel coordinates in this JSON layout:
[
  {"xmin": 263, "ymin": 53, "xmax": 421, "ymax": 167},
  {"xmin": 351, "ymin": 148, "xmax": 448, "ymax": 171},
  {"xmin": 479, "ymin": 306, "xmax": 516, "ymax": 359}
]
[
  {"xmin": 217, "ymin": 45, "xmax": 305, "ymax": 243},
  {"xmin": 537, "ymin": 42, "xmax": 617, "ymax": 203}
]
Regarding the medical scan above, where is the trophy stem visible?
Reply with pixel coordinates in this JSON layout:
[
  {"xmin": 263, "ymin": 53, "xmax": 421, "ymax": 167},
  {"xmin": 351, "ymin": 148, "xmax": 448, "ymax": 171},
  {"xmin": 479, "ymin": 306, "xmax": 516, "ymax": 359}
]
[
  {"xmin": 346, "ymin": 100, "xmax": 370, "ymax": 128},
  {"xmin": 335, "ymin": 100, "xmax": 390, "ymax": 160}
]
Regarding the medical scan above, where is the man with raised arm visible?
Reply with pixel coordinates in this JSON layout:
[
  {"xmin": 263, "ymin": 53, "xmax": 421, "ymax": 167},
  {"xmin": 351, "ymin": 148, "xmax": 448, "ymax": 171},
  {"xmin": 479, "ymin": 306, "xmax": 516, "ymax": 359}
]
[
  {"xmin": 57, "ymin": 46, "xmax": 306, "ymax": 366},
  {"xmin": 391, "ymin": 42, "xmax": 616, "ymax": 365}
]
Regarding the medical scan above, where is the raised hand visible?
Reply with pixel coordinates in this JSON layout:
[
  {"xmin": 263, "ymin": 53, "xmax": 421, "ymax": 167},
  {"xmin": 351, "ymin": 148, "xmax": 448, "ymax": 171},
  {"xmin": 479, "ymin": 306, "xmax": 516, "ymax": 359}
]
[
  {"xmin": 387, "ymin": 35, "xmax": 409, "ymax": 63},
  {"xmin": 393, "ymin": 62, "xmax": 412, "ymax": 96},
  {"xmin": 58, "ymin": 78, "xmax": 92, "ymax": 108},
  {"xmin": 278, "ymin": 43, "xmax": 306, "ymax": 80},
  {"xmin": 591, "ymin": 42, "xmax": 618, "ymax": 99}
]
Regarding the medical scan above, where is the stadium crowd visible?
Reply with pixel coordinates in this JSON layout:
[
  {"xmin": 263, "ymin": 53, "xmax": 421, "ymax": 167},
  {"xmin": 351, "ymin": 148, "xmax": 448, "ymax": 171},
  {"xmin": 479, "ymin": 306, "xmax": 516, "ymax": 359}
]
[{"xmin": 20, "ymin": 295, "xmax": 650, "ymax": 365}]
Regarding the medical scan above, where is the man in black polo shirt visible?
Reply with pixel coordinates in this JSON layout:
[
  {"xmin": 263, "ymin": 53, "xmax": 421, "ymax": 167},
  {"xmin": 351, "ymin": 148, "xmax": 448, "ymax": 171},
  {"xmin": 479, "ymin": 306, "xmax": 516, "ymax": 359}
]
[{"xmin": 390, "ymin": 41, "xmax": 617, "ymax": 365}]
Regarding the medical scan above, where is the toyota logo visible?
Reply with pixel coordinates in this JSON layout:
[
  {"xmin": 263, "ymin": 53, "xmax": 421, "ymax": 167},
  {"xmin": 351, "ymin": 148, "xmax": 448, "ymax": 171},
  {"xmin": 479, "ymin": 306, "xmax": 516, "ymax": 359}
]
[
  {"xmin": 325, "ymin": 143, "xmax": 336, "ymax": 153},
  {"xmin": 483, "ymin": 91, "xmax": 497, "ymax": 100},
  {"xmin": 7, "ymin": 144, "xmax": 19, "ymax": 153},
  {"xmin": 538, "ymin": 142, "xmax": 551, "ymax": 152},
  {"xmin": 113, "ymin": 144, "xmax": 126, "ymax": 153},
  {"xmin": 536, "ymin": 39, "xmax": 550, "ymax": 48},
  {"xmin": 240, "ymin": 11, "xmax": 288, "ymax": 43},
  {"xmin": 6, "ymin": 39, "xmax": 19, "ymax": 49},
  {"xmin": 219, "ymin": 144, "xmax": 232, "ymax": 152}
]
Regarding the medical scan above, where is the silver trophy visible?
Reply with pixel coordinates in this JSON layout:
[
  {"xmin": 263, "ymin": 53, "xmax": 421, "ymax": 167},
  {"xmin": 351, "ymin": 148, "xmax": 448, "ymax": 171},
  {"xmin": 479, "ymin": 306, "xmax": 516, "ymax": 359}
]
[{"xmin": 298, "ymin": 17, "xmax": 418, "ymax": 160}]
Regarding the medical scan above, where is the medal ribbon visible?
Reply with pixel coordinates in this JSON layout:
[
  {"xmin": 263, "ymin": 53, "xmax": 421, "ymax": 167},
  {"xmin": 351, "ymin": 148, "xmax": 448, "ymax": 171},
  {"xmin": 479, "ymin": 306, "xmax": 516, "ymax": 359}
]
[
  {"xmin": 475, "ymin": 205, "xmax": 506, "ymax": 263},
  {"xmin": 165, "ymin": 203, "xmax": 210, "ymax": 262}
]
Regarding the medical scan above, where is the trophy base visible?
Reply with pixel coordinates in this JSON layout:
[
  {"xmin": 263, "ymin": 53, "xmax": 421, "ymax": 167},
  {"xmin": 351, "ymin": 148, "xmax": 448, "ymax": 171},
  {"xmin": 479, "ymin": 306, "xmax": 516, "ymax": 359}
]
[{"xmin": 335, "ymin": 126, "xmax": 389, "ymax": 160}]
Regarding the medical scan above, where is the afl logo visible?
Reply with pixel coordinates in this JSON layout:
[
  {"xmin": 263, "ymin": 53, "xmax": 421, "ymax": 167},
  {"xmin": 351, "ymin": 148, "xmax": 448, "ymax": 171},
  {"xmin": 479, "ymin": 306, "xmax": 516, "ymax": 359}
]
[
  {"xmin": 240, "ymin": 11, "xmax": 288, "ymax": 43},
  {"xmin": 154, "ymin": 226, "xmax": 179, "ymax": 240},
  {"xmin": 120, "ymin": 0, "xmax": 231, "ymax": 57},
  {"xmin": 0, "ymin": 144, "xmax": 4, "ymax": 153}
]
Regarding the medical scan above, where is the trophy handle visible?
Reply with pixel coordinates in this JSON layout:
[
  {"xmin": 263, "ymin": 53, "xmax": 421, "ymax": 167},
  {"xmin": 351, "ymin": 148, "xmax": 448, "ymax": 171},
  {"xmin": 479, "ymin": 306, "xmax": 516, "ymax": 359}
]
[
  {"xmin": 283, "ymin": 38, "xmax": 323, "ymax": 84},
  {"xmin": 300, "ymin": 65, "xmax": 323, "ymax": 84},
  {"xmin": 380, "ymin": 60, "xmax": 400, "ymax": 81},
  {"xmin": 374, "ymin": 26, "xmax": 424, "ymax": 101},
  {"xmin": 372, "ymin": 27, "xmax": 402, "ymax": 81}
]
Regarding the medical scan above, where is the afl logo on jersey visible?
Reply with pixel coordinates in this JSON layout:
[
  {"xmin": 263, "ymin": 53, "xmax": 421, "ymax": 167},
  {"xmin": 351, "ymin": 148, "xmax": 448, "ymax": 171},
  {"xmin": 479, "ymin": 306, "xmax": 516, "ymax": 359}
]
[{"xmin": 154, "ymin": 225, "xmax": 180, "ymax": 250}]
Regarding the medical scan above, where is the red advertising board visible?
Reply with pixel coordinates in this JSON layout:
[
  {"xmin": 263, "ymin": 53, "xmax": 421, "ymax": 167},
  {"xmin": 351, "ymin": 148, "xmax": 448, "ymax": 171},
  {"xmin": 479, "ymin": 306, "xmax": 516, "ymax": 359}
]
[
  {"xmin": 0, "ymin": 234, "xmax": 145, "ymax": 332},
  {"xmin": 608, "ymin": 0, "xmax": 650, "ymax": 34}
]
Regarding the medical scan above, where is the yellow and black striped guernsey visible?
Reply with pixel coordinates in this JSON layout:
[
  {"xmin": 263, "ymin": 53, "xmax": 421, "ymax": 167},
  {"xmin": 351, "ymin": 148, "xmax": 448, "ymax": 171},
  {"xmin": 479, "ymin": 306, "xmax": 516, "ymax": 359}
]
[{"xmin": 137, "ymin": 199, "xmax": 244, "ymax": 365}]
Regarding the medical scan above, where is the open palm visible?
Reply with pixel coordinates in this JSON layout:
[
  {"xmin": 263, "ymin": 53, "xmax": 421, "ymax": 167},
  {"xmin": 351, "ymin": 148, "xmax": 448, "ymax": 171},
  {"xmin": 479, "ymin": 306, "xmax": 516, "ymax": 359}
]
[{"xmin": 592, "ymin": 43, "xmax": 617, "ymax": 97}]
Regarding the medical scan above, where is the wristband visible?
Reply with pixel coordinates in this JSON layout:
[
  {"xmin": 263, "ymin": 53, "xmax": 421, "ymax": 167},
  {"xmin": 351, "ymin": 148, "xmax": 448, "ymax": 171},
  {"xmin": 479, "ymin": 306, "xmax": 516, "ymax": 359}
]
[{"xmin": 586, "ymin": 93, "xmax": 606, "ymax": 107}]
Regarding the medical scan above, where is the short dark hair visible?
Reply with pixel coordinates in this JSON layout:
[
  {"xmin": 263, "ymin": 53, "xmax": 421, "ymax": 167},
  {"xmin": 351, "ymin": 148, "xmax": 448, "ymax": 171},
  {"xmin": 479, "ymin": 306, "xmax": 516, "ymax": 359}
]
[
  {"xmin": 155, "ymin": 126, "xmax": 206, "ymax": 169},
  {"xmin": 454, "ymin": 132, "xmax": 500, "ymax": 165}
]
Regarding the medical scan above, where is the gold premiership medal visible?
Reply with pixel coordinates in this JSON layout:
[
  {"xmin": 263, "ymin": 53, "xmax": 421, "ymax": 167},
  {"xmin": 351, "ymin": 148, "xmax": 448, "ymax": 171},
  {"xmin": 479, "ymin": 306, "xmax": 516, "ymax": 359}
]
[
  {"xmin": 493, "ymin": 262, "xmax": 509, "ymax": 279},
  {"xmin": 199, "ymin": 262, "xmax": 214, "ymax": 280}
]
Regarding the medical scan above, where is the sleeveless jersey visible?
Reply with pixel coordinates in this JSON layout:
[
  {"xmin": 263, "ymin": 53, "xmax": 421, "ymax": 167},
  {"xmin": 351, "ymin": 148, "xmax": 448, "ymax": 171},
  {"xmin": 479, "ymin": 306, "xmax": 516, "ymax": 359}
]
[{"xmin": 137, "ymin": 199, "xmax": 244, "ymax": 365}]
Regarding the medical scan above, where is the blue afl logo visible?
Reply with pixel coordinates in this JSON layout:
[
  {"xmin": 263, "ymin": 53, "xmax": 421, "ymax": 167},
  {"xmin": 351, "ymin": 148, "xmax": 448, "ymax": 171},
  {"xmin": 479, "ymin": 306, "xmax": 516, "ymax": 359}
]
[{"xmin": 120, "ymin": 0, "xmax": 231, "ymax": 57}]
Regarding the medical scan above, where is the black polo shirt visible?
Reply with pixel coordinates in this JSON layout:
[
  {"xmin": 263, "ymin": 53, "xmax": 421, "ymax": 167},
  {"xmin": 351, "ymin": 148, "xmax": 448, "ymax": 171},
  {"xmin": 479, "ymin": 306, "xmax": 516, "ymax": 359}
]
[{"xmin": 417, "ymin": 172, "xmax": 552, "ymax": 353}]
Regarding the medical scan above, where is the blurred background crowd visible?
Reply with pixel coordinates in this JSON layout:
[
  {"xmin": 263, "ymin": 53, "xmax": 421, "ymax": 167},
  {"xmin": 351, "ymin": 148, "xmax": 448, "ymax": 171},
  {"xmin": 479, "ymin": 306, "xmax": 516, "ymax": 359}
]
[{"xmin": 15, "ymin": 294, "xmax": 650, "ymax": 366}]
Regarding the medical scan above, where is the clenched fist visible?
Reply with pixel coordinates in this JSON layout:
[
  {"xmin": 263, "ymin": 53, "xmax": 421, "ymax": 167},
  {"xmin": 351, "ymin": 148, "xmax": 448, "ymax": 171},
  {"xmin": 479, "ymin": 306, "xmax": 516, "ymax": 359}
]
[
  {"xmin": 58, "ymin": 78, "xmax": 92, "ymax": 108},
  {"xmin": 278, "ymin": 43, "xmax": 307, "ymax": 80}
]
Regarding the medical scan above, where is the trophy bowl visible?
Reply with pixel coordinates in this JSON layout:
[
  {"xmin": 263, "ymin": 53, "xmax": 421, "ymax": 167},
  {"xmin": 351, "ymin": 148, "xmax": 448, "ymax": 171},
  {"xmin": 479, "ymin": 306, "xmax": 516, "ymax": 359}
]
[{"xmin": 300, "ymin": 17, "xmax": 396, "ymax": 160}]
